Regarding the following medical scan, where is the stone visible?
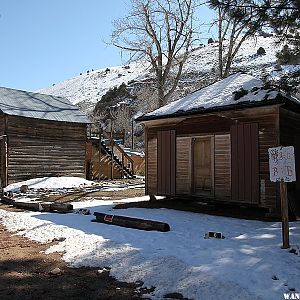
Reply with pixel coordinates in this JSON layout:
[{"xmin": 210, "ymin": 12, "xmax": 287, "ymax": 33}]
[{"xmin": 20, "ymin": 185, "xmax": 29, "ymax": 193}]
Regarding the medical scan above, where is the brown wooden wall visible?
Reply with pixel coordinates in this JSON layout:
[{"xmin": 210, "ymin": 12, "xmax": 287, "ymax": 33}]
[
  {"xmin": 87, "ymin": 142, "xmax": 123, "ymax": 180},
  {"xmin": 280, "ymin": 108, "xmax": 300, "ymax": 193},
  {"xmin": 214, "ymin": 134, "xmax": 231, "ymax": 200},
  {"xmin": 6, "ymin": 115, "xmax": 87, "ymax": 184},
  {"xmin": 145, "ymin": 105, "xmax": 281, "ymax": 212},
  {"xmin": 147, "ymin": 137, "xmax": 157, "ymax": 195},
  {"xmin": 157, "ymin": 130, "xmax": 176, "ymax": 196},
  {"xmin": 176, "ymin": 137, "xmax": 191, "ymax": 195},
  {"xmin": 231, "ymin": 123, "xmax": 259, "ymax": 204}
]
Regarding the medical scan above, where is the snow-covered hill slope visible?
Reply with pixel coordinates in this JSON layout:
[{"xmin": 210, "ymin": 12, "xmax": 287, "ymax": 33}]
[{"xmin": 38, "ymin": 36, "xmax": 299, "ymax": 113}]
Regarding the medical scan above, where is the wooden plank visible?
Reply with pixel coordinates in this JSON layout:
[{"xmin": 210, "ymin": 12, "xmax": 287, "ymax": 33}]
[
  {"xmin": 237, "ymin": 124, "xmax": 245, "ymax": 202},
  {"xmin": 214, "ymin": 134, "xmax": 231, "ymax": 200},
  {"xmin": 170, "ymin": 130, "xmax": 176, "ymax": 196},
  {"xmin": 147, "ymin": 137, "xmax": 157, "ymax": 195},
  {"xmin": 244, "ymin": 124, "xmax": 252, "ymax": 203},
  {"xmin": 176, "ymin": 137, "xmax": 191, "ymax": 195},
  {"xmin": 250, "ymin": 123, "xmax": 260, "ymax": 204},
  {"xmin": 231, "ymin": 125, "xmax": 239, "ymax": 202}
]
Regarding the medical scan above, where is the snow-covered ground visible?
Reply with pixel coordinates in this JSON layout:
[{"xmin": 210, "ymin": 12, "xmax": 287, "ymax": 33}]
[
  {"xmin": 4, "ymin": 176, "xmax": 96, "ymax": 192},
  {"xmin": 0, "ymin": 178, "xmax": 299, "ymax": 299}
]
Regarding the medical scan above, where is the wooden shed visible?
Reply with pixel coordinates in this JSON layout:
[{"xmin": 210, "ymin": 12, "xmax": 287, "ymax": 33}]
[
  {"xmin": 137, "ymin": 73, "xmax": 300, "ymax": 218},
  {"xmin": 0, "ymin": 87, "xmax": 90, "ymax": 187}
]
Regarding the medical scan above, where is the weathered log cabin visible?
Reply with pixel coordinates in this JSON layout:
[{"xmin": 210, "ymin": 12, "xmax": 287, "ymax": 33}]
[
  {"xmin": 137, "ymin": 73, "xmax": 300, "ymax": 218},
  {"xmin": 0, "ymin": 87, "xmax": 90, "ymax": 187}
]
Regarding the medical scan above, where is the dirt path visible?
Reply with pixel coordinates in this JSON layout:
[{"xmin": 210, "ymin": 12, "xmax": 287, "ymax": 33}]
[
  {"xmin": 0, "ymin": 183, "xmax": 148, "ymax": 300},
  {"xmin": 0, "ymin": 224, "xmax": 144, "ymax": 300}
]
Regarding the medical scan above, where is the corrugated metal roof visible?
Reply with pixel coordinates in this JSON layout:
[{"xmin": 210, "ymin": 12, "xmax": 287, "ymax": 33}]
[{"xmin": 0, "ymin": 87, "xmax": 90, "ymax": 124}]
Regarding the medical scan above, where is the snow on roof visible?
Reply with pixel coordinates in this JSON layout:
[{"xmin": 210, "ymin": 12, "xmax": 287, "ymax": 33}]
[
  {"xmin": 0, "ymin": 87, "xmax": 90, "ymax": 123},
  {"xmin": 141, "ymin": 73, "xmax": 287, "ymax": 120}
]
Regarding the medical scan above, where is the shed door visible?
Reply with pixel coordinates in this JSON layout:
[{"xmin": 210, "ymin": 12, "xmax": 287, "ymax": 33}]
[
  {"xmin": 231, "ymin": 123, "xmax": 259, "ymax": 204},
  {"xmin": 192, "ymin": 136, "xmax": 214, "ymax": 195},
  {"xmin": 157, "ymin": 130, "xmax": 176, "ymax": 196}
]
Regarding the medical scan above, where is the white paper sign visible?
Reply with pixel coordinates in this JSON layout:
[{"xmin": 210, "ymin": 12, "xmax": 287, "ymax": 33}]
[{"xmin": 268, "ymin": 146, "xmax": 296, "ymax": 182}]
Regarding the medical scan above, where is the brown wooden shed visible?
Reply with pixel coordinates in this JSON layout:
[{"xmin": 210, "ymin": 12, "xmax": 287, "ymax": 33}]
[
  {"xmin": 0, "ymin": 87, "xmax": 90, "ymax": 187},
  {"xmin": 137, "ymin": 73, "xmax": 300, "ymax": 218}
]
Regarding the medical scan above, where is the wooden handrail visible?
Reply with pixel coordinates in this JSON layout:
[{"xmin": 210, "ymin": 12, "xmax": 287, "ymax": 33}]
[{"xmin": 102, "ymin": 130, "xmax": 134, "ymax": 175}]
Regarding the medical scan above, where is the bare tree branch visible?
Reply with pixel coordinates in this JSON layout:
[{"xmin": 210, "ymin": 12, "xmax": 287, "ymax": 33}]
[{"xmin": 111, "ymin": 0, "xmax": 198, "ymax": 107}]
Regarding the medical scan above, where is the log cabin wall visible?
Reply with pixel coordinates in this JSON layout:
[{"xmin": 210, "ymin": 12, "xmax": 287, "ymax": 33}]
[
  {"xmin": 0, "ymin": 114, "xmax": 6, "ymax": 187},
  {"xmin": 6, "ymin": 115, "xmax": 87, "ymax": 183},
  {"xmin": 145, "ymin": 105, "xmax": 280, "ymax": 212}
]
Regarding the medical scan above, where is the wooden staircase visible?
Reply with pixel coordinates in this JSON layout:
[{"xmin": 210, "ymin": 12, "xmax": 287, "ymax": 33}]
[{"xmin": 86, "ymin": 130, "xmax": 135, "ymax": 180}]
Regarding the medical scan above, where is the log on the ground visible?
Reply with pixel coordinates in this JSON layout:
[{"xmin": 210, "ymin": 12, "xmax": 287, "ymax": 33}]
[
  {"xmin": 92, "ymin": 212, "xmax": 170, "ymax": 232},
  {"xmin": 0, "ymin": 196, "xmax": 73, "ymax": 212}
]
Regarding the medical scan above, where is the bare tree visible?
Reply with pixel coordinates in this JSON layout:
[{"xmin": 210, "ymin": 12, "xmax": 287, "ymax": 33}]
[
  {"xmin": 209, "ymin": 0, "xmax": 265, "ymax": 78},
  {"xmin": 111, "ymin": 0, "xmax": 198, "ymax": 107}
]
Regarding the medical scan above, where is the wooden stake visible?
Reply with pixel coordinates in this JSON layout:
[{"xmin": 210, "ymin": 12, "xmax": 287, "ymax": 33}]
[
  {"xmin": 98, "ymin": 127, "xmax": 102, "ymax": 182},
  {"xmin": 280, "ymin": 181, "xmax": 290, "ymax": 249},
  {"xmin": 110, "ymin": 120, "xmax": 114, "ymax": 180}
]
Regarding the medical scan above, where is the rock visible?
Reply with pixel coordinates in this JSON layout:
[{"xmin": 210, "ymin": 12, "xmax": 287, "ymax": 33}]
[
  {"xmin": 96, "ymin": 267, "xmax": 110, "ymax": 275},
  {"xmin": 135, "ymin": 280, "xmax": 144, "ymax": 287},
  {"xmin": 20, "ymin": 185, "xmax": 29, "ymax": 193},
  {"xmin": 52, "ymin": 237, "xmax": 66, "ymax": 242},
  {"xmin": 163, "ymin": 292, "xmax": 186, "ymax": 299},
  {"xmin": 49, "ymin": 267, "xmax": 62, "ymax": 276},
  {"xmin": 289, "ymin": 248, "xmax": 298, "ymax": 255}
]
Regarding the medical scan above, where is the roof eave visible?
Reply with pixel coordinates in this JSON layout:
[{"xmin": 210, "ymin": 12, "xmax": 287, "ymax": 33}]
[{"xmin": 136, "ymin": 97, "xmax": 291, "ymax": 122}]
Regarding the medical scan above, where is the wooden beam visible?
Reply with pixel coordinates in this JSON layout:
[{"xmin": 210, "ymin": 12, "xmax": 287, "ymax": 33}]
[{"xmin": 93, "ymin": 212, "xmax": 170, "ymax": 232}]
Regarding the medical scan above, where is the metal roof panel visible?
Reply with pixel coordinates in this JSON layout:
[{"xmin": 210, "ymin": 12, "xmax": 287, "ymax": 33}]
[{"xmin": 0, "ymin": 87, "xmax": 90, "ymax": 124}]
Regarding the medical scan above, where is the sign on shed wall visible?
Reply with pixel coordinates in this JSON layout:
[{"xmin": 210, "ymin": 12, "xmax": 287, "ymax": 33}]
[{"xmin": 268, "ymin": 146, "xmax": 296, "ymax": 182}]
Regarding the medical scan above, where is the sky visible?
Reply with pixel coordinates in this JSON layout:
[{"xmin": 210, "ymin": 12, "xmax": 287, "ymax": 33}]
[{"xmin": 0, "ymin": 0, "xmax": 215, "ymax": 91}]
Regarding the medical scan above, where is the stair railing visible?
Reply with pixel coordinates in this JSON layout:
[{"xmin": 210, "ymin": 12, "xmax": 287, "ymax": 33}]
[{"xmin": 102, "ymin": 130, "xmax": 134, "ymax": 178}]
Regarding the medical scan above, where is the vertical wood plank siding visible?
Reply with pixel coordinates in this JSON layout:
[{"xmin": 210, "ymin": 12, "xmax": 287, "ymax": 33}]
[
  {"xmin": 157, "ymin": 130, "xmax": 176, "ymax": 196},
  {"xmin": 176, "ymin": 137, "xmax": 191, "ymax": 194},
  {"xmin": 231, "ymin": 123, "xmax": 259, "ymax": 204},
  {"xmin": 214, "ymin": 134, "xmax": 231, "ymax": 199},
  {"xmin": 147, "ymin": 137, "xmax": 157, "ymax": 195},
  {"xmin": 6, "ymin": 115, "xmax": 87, "ymax": 183},
  {"xmin": 145, "ymin": 105, "xmax": 280, "ymax": 212},
  {"xmin": 0, "ymin": 115, "xmax": 4, "ymax": 186},
  {"xmin": 280, "ymin": 108, "xmax": 300, "ymax": 194}
]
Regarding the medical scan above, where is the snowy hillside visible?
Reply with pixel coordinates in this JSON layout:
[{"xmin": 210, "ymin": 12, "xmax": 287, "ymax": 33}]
[{"xmin": 38, "ymin": 36, "xmax": 299, "ymax": 114}]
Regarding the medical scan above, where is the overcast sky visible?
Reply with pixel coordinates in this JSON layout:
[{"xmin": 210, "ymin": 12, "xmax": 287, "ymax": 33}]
[{"xmin": 0, "ymin": 0, "xmax": 215, "ymax": 91}]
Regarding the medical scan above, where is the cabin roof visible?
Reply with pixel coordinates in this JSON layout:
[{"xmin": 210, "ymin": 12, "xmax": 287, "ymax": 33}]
[
  {"xmin": 137, "ymin": 73, "xmax": 300, "ymax": 121},
  {"xmin": 0, "ymin": 87, "xmax": 90, "ymax": 124}
]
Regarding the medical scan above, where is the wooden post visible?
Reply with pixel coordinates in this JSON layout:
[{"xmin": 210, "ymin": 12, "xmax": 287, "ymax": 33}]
[
  {"xmin": 131, "ymin": 119, "xmax": 134, "ymax": 150},
  {"xmin": 2, "ymin": 135, "xmax": 8, "ymax": 188},
  {"xmin": 280, "ymin": 180, "xmax": 290, "ymax": 249},
  {"xmin": 98, "ymin": 126, "xmax": 102, "ymax": 182},
  {"xmin": 110, "ymin": 120, "xmax": 114, "ymax": 180},
  {"xmin": 121, "ymin": 152, "xmax": 124, "ymax": 179}
]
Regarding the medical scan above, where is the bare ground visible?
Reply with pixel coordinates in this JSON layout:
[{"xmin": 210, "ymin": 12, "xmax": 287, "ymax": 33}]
[{"xmin": 0, "ymin": 184, "xmax": 149, "ymax": 300}]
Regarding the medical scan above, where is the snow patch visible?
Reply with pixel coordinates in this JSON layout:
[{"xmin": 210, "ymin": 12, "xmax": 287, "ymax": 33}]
[{"xmin": 4, "ymin": 176, "xmax": 95, "ymax": 192}]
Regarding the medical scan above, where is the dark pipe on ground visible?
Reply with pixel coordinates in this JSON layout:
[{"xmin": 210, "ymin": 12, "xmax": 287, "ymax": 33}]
[{"xmin": 93, "ymin": 212, "xmax": 170, "ymax": 232}]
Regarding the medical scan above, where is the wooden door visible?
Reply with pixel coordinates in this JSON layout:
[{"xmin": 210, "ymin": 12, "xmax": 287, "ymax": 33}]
[
  {"xmin": 157, "ymin": 130, "xmax": 176, "ymax": 196},
  {"xmin": 192, "ymin": 137, "xmax": 214, "ymax": 195},
  {"xmin": 231, "ymin": 123, "xmax": 259, "ymax": 204}
]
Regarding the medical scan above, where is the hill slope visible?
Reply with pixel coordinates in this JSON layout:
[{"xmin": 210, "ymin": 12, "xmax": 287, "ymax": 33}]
[{"xmin": 39, "ymin": 35, "xmax": 300, "ymax": 115}]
